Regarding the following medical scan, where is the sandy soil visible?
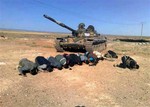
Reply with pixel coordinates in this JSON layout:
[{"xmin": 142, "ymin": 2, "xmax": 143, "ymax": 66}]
[{"xmin": 0, "ymin": 31, "xmax": 150, "ymax": 107}]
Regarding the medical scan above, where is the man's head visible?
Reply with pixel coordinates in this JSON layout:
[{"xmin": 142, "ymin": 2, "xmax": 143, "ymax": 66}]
[
  {"xmin": 86, "ymin": 25, "xmax": 95, "ymax": 32},
  {"xmin": 78, "ymin": 23, "xmax": 85, "ymax": 29},
  {"xmin": 136, "ymin": 64, "xmax": 139, "ymax": 69},
  {"xmin": 30, "ymin": 68, "xmax": 38, "ymax": 75},
  {"xmin": 130, "ymin": 61, "xmax": 139, "ymax": 69}
]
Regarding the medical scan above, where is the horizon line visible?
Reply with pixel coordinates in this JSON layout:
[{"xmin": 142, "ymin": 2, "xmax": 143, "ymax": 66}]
[{"xmin": 0, "ymin": 28, "xmax": 149, "ymax": 37}]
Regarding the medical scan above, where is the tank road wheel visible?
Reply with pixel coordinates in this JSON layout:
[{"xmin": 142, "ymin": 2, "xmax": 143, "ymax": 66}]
[{"xmin": 55, "ymin": 40, "xmax": 64, "ymax": 52}]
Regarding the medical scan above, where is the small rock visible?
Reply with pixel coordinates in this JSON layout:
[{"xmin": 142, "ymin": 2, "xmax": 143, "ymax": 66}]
[{"xmin": 0, "ymin": 62, "xmax": 6, "ymax": 65}]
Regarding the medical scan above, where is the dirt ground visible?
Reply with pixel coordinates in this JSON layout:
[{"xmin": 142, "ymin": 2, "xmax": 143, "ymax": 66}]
[{"xmin": 0, "ymin": 30, "xmax": 150, "ymax": 107}]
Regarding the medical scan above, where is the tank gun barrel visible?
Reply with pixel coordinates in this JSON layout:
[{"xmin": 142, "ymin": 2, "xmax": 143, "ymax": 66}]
[{"xmin": 43, "ymin": 14, "xmax": 76, "ymax": 33}]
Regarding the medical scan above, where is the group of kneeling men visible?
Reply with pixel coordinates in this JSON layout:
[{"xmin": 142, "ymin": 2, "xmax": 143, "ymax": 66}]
[
  {"xmin": 18, "ymin": 51, "xmax": 103, "ymax": 77},
  {"xmin": 18, "ymin": 50, "xmax": 139, "ymax": 77}
]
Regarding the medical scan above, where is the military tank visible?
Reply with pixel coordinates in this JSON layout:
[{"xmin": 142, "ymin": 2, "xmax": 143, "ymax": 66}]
[{"xmin": 43, "ymin": 14, "xmax": 107, "ymax": 52}]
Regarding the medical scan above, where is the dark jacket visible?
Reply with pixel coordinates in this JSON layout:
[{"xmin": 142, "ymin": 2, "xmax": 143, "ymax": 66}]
[
  {"xmin": 63, "ymin": 54, "xmax": 82, "ymax": 67},
  {"xmin": 47, "ymin": 56, "xmax": 62, "ymax": 70},
  {"xmin": 69, "ymin": 54, "xmax": 82, "ymax": 66},
  {"xmin": 18, "ymin": 58, "xmax": 37, "ymax": 76},
  {"xmin": 104, "ymin": 50, "xmax": 118, "ymax": 58},
  {"xmin": 120, "ymin": 56, "xmax": 139, "ymax": 69},
  {"xmin": 35, "ymin": 56, "xmax": 53, "ymax": 72}
]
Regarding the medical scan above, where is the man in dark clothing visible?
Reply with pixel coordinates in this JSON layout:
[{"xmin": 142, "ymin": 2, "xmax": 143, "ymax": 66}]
[
  {"xmin": 47, "ymin": 56, "xmax": 62, "ymax": 70},
  {"xmin": 63, "ymin": 53, "xmax": 82, "ymax": 68},
  {"xmin": 115, "ymin": 55, "xmax": 139, "ymax": 69},
  {"xmin": 86, "ymin": 25, "xmax": 96, "ymax": 36},
  {"xmin": 18, "ymin": 58, "xmax": 38, "ymax": 77},
  {"xmin": 104, "ymin": 50, "xmax": 118, "ymax": 58},
  {"xmin": 69, "ymin": 54, "xmax": 82, "ymax": 66},
  {"xmin": 63, "ymin": 54, "xmax": 71, "ymax": 68},
  {"xmin": 35, "ymin": 56, "xmax": 53, "ymax": 72},
  {"xmin": 85, "ymin": 52, "xmax": 98, "ymax": 66},
  {"xmin": 77, "ymin": 23, "xmax": 86, "ymax": 37}
]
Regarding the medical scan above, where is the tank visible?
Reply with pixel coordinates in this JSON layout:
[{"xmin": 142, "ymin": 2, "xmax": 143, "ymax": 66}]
[{"xmin": 43, "ymin": 14, "xmax": 107, "ymax": 52}]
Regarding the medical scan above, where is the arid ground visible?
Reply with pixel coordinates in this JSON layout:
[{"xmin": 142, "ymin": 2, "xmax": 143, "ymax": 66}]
[{"xmin": 0, "ymin": 30, "xmax": 150, "ymax": 107}]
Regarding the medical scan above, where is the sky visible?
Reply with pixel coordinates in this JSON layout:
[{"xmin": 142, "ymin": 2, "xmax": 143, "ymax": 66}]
[{"xmin": 0, "ymin": 0, "xmax": 150, "ymax": 36}]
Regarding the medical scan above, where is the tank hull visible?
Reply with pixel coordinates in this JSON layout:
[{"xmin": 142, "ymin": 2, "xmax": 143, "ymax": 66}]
[{"xmin": 55, "ymin": 36, "xmax": 107, "ymax": 52}]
